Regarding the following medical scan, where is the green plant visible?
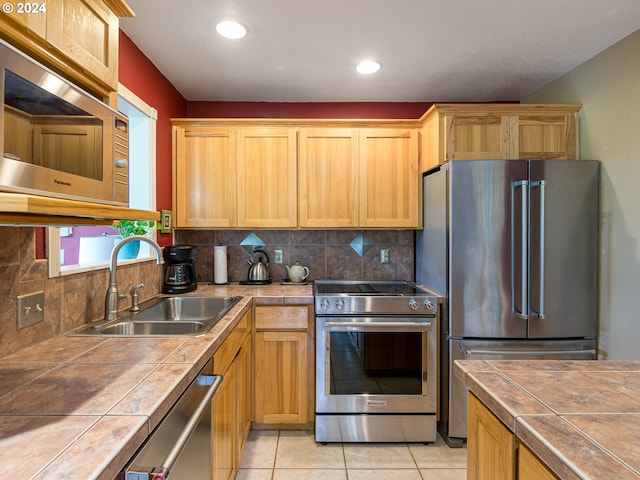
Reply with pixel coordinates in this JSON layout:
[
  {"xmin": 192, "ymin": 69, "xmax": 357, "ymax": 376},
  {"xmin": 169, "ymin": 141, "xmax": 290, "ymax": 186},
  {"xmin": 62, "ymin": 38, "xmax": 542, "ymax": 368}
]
[{"xmin": 112, "ymin": 220, "xmax": 155, "ymax": 237}]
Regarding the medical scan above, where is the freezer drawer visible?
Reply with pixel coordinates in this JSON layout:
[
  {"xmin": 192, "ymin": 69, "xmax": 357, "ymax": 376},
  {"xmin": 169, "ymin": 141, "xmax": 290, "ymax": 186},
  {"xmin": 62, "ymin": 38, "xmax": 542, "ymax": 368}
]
[{"xmin": 443, "ymin": 338, "xmax": 596, "ymax": 441}]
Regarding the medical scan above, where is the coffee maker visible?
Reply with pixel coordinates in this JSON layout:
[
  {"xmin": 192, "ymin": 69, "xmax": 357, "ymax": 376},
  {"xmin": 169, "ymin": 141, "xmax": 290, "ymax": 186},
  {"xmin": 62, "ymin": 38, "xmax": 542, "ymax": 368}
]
[{"xmin": 162, "ymin": 245, "xmax": 197, "ymax": 294}]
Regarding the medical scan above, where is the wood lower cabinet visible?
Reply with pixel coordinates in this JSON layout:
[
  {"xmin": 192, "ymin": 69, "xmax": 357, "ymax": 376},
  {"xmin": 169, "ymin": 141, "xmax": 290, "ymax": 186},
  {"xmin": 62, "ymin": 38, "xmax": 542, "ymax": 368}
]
[
  {"xmin": 420, "ymin": 104, "xmax": 581, "ymax": 172},
  {"xmin": 254, "ymin": 305, "xmax": 313, "ymax": 427},
  {"xmin": 0, "ymin": 0, "xmax": 131, "ymax": 97},
  {"xmin": 212, "ymin": 358, "xmax": 236, "ymax": 480},
  {"xmin": 518, "ymin": 444, "xmax": 559, "ymax": 480},
  {"xmin": 468, "ymin": 393, "xmax": 559, "ymax": 480},
  {"xmin": 468, "ymin": 392, "xmax": 516, "ymax": 480},
  {"xmin": 236, "ymin": 333, "xmax": 252, "ymax": 454},
  {"xmin": 212, "ymin": 310, "xmax": 251, "ymax": 480}
]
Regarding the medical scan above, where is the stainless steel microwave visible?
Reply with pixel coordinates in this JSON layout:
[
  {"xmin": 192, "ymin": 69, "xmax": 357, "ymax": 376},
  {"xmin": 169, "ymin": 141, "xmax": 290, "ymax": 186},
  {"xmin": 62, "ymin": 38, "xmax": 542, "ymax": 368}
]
[{"xmin": 0, "ymin": 39, "xmax": 129, "ymax": 206}]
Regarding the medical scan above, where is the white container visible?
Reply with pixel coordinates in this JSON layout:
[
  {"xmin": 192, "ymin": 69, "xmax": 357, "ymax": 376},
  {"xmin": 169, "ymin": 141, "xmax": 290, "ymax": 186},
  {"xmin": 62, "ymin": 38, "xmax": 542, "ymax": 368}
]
[{"xmin": 214, "ymin": 246, "xmax": 228, "ymax": 284}]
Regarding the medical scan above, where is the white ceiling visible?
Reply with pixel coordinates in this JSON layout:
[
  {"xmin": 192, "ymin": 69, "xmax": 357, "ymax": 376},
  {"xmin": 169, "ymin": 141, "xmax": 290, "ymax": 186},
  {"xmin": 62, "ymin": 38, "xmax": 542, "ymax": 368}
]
[{"xmin": 120, "ymin": 0, "xmax": 640, "ymax": 103}]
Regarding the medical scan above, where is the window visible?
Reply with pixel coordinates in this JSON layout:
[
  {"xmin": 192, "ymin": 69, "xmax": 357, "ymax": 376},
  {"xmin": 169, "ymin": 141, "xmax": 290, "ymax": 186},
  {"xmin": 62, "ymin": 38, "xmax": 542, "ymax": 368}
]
[{"xmin": 48, "ymin": 84, "xmax": 157, "ymax": 277}]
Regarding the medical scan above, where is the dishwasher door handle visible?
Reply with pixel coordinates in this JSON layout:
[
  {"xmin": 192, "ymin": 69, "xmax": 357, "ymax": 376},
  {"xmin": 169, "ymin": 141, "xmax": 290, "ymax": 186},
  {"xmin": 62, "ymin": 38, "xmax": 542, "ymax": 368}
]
[{"xmin": 125, "ymin": 374, "xmax": 223, "ymax": 480}]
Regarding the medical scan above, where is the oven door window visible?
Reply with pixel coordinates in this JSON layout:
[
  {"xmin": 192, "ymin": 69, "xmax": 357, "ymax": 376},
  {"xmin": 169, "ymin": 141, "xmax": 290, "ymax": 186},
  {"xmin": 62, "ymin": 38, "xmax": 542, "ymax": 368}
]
[{"xmin": 329, "ymin": 331, "xmax": 423, "ymax": 395}]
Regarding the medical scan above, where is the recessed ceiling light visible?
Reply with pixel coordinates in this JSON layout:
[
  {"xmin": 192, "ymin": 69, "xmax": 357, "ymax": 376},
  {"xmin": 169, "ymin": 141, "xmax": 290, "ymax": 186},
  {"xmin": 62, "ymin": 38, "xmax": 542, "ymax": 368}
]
[
  {"xmin": 356, "ymin": 60, "xmax": 381, "ymax": 75},
  {"xmin": 216, "ymin": 20, "xmax": 248, "ymax": 39}
]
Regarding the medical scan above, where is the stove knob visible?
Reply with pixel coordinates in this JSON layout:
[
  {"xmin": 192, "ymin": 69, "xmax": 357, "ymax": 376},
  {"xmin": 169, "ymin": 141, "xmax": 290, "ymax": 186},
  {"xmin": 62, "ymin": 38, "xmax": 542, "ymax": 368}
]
[
  {"xmin": 335, "ymin": 299, "xmax": 345, "ymax": 311},
  {"xmin": 424, "ymin": 299, "xmax": 435, "ymax": 310},
  {"xmin": 408, "ymin": 298, "xmax": 420, "ymax": 310},
  {"xmin": 320, "ymin": 299, "xmax": 330, "ymax": 310}
]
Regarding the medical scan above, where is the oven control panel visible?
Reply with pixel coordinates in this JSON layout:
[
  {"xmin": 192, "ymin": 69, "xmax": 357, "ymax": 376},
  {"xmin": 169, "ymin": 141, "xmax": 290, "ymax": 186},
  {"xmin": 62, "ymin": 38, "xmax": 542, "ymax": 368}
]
[{"xmin": 315, "ymin": 295, "xmax": 438, "ymax": 316}]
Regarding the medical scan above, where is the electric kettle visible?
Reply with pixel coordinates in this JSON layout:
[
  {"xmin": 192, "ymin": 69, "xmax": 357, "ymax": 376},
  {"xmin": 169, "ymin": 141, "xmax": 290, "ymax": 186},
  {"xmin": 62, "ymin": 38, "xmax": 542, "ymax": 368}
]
[{"xmin": 247, "ymin": 249, "xmax": 271, "ymax": 283}]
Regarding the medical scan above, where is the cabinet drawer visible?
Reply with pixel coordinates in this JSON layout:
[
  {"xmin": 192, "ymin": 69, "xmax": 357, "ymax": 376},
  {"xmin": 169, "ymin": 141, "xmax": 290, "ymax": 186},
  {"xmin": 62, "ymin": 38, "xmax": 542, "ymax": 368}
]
[
  {"xmin": 214, "ymin": 311, "xmax": 250, "ymax": 374},
  {"xmin": 255, "ymin": 306, "xmax": 309, "ymax": 330}
]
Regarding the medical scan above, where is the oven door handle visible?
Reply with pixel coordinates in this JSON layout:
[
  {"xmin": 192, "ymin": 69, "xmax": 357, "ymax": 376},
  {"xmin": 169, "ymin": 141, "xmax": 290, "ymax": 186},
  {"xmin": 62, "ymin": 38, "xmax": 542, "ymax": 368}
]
[{"xmin": 324, "ymin": 321, "xmax": 432, "ymax": 329}]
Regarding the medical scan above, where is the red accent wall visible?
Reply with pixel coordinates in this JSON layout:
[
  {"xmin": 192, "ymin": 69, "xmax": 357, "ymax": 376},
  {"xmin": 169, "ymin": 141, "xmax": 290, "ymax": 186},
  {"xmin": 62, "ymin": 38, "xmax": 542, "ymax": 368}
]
[
  {"xmin": 187, "ymin": 101, "xmax": 432, "ymax": 119},
  {"xmin": 119, "ymin": 31, "xmax": 188, "ymax": 247}
]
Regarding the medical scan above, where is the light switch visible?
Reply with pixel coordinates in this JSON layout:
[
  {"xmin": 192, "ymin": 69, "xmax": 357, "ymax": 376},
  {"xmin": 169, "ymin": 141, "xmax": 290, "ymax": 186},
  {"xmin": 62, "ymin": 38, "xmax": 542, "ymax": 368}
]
[{"xmin": 17, "ymin": 291, "xmax": 45, "ymax": 329}]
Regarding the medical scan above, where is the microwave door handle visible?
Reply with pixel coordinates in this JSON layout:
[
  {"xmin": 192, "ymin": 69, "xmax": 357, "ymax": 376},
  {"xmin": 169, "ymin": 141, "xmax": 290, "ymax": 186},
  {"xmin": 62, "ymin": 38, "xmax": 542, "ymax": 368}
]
[
  {"xmin": 127, "ymin": 374, "xmax": 223, "ymax": 480},
  {"xmin": 530, "ymin": 180, "xmax": 546, "ymax": 319},
  {"xmin": 511, "ymin": 180, "xmax": 528, "ymax": 320}
]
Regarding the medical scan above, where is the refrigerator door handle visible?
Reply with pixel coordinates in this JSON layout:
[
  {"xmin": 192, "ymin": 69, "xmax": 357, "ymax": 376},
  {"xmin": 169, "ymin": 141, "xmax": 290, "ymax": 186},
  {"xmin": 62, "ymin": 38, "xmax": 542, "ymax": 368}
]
[
  {"xmin": 460, "ymin": 345, "xmax": 597, "ymax": 356},
  {"xmin": 511, "ymin": 179, "xmax": 528, "ymax": 320},
  {"xmin": 531, "ymin": 180, "xmax": 546, "ymax": 319}
]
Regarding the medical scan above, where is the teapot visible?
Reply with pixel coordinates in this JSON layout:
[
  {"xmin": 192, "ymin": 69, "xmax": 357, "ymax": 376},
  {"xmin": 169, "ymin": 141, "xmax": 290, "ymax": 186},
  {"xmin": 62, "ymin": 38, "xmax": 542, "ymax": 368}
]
[
  {"xmin": 286, "ymin": 261, "xmax": 310, "ymax": 283},
  {"xmin": 247, "ymin": 249, "xmax": 271, "ymax": 282}
]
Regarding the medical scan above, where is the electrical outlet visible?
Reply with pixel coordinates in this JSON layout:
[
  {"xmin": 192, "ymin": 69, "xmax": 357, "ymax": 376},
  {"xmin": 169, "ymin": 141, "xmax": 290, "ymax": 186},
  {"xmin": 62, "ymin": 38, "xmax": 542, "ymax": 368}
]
[
  {"xmin": 380, "ymin": 249, "xmax": 390, "ymax": 264},
  {"xmin": 17, "ymin": 291, "xmax": 45, "ymax": 329},
  {"xmin": 274, "ymin": 249, "xmax": 284, "ymax": 264}
]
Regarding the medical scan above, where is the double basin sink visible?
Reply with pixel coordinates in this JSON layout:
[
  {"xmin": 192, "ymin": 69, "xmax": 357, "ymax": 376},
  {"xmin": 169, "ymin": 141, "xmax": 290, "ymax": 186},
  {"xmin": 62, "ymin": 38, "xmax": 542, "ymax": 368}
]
[{"xmin": 71, "ymin": 295, "xmax": 242, "ymax": 337}]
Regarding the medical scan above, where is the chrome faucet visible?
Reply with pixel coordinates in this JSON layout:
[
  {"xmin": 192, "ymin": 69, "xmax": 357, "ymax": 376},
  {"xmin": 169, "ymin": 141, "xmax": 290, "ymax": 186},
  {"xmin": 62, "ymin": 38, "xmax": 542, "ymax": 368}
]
[{"xmin": 102, "ymin": 235, "xmax": 163, "ymax": 323}]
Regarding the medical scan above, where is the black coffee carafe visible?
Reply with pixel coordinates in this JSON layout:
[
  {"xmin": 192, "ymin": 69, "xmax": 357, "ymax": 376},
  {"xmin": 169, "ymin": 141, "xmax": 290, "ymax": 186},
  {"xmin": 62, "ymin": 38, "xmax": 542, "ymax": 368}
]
[{"xmin": 162, "ymin": 245, "xmax": 197, "ymax": 294}]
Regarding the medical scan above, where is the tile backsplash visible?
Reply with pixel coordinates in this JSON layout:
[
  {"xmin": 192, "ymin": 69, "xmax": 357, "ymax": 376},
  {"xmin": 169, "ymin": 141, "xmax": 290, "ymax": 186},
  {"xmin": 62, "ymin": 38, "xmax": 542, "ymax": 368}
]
[
  {"xmin": 0, "ymin": 227, "xmax": 416, "ymax": 358},
  {"xmin": 0, "ymin": 227, "xmax": 162, "ymax": 358},
  {"xmin": 174, "ymin": 229, "xmax": 416, "ymax": 283}
]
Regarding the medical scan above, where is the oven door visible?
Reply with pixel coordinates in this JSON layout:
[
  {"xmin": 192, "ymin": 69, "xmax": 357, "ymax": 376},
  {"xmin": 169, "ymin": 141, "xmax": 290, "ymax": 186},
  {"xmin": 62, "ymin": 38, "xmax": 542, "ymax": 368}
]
[{"xmin": 315, "ymin": 316, "xmax": 436, "ymax": 414}]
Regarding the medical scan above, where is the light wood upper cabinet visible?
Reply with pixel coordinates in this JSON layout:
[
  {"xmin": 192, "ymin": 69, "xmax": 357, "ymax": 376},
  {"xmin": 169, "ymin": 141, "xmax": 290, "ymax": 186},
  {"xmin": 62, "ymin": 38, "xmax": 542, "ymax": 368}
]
[
  {"xmin": 3, "ymin": 3, "xmax": 47, "ymax": 38},
  {"xmin": 237, "ymin": 127, "xmax": 298, "ymax": 228},
  {"xmin": 420, "ymin": 104, "xmax": 581, "ymax": 172},
  {"xmin": 47, "ymin": 0, "xmax": 120, "ymax": 90},
  {"xmin": 173, "ymin": 125, "xmax": 237, "ymax": 228},
  {"xmin": 0, "ymin": 0, "xmax": 132, "ymax": 97},
  {"xmin": 298, "ymin": 128, "xmax": 359, "ymax": 228},
  {"xmin": 359, "ymin": 128, "xmax": 420, "ymax": 228}
]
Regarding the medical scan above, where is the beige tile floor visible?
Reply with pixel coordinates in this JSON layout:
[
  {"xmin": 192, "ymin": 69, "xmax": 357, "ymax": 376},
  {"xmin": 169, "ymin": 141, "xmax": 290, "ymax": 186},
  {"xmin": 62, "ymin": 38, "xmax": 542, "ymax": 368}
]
[{"xmin": 236, "ymin": 430, "xmax": 467, "ymax": 480}]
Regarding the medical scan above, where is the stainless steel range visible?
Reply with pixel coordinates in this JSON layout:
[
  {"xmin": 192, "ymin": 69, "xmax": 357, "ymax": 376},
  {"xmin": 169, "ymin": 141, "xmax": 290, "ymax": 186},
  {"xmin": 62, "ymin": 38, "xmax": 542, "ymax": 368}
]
[{"xmin": 314, "ymin": 280, "xmax": 439, "ymax": 443}]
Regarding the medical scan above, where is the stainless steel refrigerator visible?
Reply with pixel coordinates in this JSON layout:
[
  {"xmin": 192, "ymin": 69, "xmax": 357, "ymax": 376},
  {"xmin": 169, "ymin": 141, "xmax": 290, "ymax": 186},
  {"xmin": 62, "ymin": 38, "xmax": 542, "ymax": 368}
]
[{"xmin": 416, "ymin": 159, "xmax": 599, "ymax": 446}]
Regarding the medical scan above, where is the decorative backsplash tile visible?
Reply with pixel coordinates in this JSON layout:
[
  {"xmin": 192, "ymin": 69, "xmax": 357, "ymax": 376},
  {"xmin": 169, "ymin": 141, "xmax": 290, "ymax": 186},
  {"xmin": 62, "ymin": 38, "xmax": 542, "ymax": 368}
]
[
  {"xmin": 174, "ymin": 229, "xmax": 416, "ymax": 283},
  {"xmin": 349, "ymin": 232, "xmax": 374, "ymax": 257}
]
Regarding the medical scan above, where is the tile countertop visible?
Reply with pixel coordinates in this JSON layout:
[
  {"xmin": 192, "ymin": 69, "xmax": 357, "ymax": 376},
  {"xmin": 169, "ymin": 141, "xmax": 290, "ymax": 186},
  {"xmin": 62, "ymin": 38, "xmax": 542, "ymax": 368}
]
[
  {"xmin": 0, "ymin": 282, "xmax": 313, "ymax": 480},
  {"xmin": 455, "ymin": 359, "xmax": 640, "ymax": 480}
]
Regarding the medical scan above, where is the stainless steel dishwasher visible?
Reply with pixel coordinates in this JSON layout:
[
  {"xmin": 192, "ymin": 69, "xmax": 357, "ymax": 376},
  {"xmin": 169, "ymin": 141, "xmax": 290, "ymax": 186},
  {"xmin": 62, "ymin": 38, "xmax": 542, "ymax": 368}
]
[{"xmin": 121, "ymin": 358, "xmax": 222, "ymax": 479}]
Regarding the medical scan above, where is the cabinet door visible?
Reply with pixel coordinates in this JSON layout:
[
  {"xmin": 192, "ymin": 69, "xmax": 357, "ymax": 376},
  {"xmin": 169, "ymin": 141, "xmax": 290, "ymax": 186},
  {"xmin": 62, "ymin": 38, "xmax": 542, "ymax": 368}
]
[
  {"xmin": 2, "ymin": 3, "xmax": 47, "ymax": 38},
  {"xmin": 46, "ymin": 0, "xmax": 119, "ymax": 89},
  {"xmin": 173, "ymin": 126, "xmax": 237, "ymax": 228},
  {"xmin": 467, "ymin": 393, "xmax": 516, "ymax": 480},
  {"xmin": 515, "ymin": 113, "xmax": 579, "ymax": 160},
  {"xmin": 254, "ymin": 330, "xmax": 308, "ymax": 424},
  {"xmin": 212, "ymin": 363, "xmax": 237, "ymax": 480},
  {"xmin": 298, "ymin": 128, "xmax": 359, "ymax": 228},
  {"xmin": 444, "ymin": 113, "xmax": 510, "ymax": 160},
  {"xmin": 358, "ymin": 128, "xmax": 420, "ymax": 228},
  {"xmin": 518, "ymin": 444, "xmax": 559, "ymax": 480},
  {"xmin": 237, "ymin": 127, "xmax": 297, "ymax": 228},
  {"xmin": 236, "ymin": 333, "xmax": 252, "ymax": 456}
]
